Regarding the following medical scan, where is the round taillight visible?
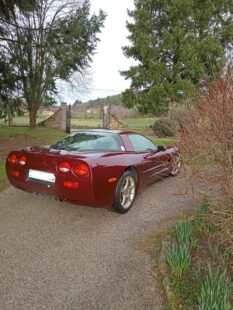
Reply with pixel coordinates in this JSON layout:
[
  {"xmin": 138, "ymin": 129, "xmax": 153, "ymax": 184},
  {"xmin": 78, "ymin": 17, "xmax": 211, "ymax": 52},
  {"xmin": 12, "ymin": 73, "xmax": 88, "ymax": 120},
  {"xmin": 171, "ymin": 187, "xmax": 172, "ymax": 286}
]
[
  {"xmin": 19, "ymin": 155, "xmax": 27, "ymax": 166},
  {"xmin": 74, "ymin": 163, "xmax": 89, "ymax": 176},
  {"xmin": 58, "ymin": 162, "xmax": 71, "ymax": 173},
  {"xmin": 8, "ymin": 154, "xmax": 17, "ymax": 164}
]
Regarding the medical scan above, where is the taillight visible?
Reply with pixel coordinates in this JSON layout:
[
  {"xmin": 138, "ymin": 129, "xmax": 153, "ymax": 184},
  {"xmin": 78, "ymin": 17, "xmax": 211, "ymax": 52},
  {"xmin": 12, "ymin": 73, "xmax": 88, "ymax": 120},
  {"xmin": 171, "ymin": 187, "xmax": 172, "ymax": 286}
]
[
  {"xmin": 8, "ymin": 154, "xmax": 17, "ymax": 164},
  {"xmin": 11, "ymin": 170, "xmax": 20, "ymax": 177},
  {"xmin": 58, "ymin": 162, "xmax": 71, "ymax": 173},
  {"xmin": 74, "ymin": 163, "xmax": 89, "ymax": 176},
  {"xmin": 19, "ymin": 155, "xmax": 27, "ymax": 166},
  {"xmin": 64, "ymin": 181, "xmax": 79, "ymax": 189}
]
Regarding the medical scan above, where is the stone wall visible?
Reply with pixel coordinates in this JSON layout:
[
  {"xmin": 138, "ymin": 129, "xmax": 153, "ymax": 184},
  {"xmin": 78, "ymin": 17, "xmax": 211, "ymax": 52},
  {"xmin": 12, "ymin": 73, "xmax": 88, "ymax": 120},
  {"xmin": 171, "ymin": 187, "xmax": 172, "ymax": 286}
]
[
  {"xmin": 103, "ymin": 105, "xmax": 128, "ymax": 130},
  {"xmin": 38, "ymin": 103, "xmax": 67, "ymax": 131},
  {"xmin": 109, "ymin": 113, "xmax": 128, "ymax": 130}
]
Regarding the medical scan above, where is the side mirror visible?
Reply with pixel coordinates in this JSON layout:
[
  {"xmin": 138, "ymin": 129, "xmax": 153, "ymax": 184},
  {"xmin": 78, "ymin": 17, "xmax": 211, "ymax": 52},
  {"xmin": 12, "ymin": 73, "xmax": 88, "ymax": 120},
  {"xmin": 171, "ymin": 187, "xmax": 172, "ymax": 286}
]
[{"xmin": 157, "ymin": 145, "xmax": 166, "ymax": 152}]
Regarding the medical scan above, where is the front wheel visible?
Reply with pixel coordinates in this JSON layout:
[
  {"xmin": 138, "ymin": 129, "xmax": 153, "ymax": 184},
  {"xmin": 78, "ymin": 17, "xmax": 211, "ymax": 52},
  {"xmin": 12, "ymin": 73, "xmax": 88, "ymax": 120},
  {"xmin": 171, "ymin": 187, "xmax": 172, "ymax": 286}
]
[
  {"xmin": 169, "ymin": 156, "xmax": 182, "ymax": 177},
  {"xmin": 112, "ymin": 171, "xmax": 137, "ymax": 214}
]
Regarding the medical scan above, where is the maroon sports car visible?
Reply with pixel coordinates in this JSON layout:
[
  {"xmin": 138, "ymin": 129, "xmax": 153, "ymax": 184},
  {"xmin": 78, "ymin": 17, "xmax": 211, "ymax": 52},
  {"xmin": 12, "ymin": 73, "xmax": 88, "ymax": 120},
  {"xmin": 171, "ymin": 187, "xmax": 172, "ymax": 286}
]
[{"xmin": 5, "ymin": 130, "xmax": 181, "ymax": 213}]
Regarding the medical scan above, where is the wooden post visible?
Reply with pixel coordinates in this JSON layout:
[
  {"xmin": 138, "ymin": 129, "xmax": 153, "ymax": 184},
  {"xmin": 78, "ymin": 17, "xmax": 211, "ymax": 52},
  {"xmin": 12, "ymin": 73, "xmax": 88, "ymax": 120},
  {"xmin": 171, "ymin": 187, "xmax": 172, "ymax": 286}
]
[
  {"xmin": 66, "ymin": 104, "xmax": 71, "ymax": 133},
  {"xmin": 103, "ymin": 106, "xmax": 110, "ymax": 129}
]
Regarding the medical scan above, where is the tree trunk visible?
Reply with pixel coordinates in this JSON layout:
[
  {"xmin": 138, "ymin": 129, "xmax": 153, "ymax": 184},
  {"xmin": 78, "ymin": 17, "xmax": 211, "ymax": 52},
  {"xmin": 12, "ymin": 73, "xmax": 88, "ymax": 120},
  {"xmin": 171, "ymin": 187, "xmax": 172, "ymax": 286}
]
[
  {"xmin": 29, "ymin": 108, "xmax": 38, "ymax": 128},
  {"xmin": 7, "ymin": 105, "xmax": 13, "ymax": 126},
  {"xmin": 8, "ymin": 114, "xmax": 13, "ymax": 126}
]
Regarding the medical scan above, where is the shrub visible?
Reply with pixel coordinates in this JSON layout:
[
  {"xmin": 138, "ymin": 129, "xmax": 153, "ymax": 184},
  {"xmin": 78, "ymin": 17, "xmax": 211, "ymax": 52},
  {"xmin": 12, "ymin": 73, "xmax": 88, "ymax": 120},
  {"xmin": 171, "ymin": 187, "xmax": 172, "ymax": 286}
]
[
  {"xmin": 151, "ymin": 117, "xmax": 174, "ymax": 137},
  {"xmin": 198, "ymin": 264, "xmax": 231, "ymax": 310},
  {"xmin": 178, "ymin": 67, "xmax": 233, "ymax": 198}
]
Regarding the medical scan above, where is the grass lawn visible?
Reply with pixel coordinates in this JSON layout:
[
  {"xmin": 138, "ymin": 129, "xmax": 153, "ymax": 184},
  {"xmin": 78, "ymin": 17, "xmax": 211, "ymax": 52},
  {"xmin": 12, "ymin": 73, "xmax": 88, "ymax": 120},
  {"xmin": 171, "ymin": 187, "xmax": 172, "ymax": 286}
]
[
  {"xmin": 72, "ymin": 118, "xmax": 103, "ymax": 128},
  {"xmin": 123, "ymin": 117, "xmax": 156, "ymax": 129},
  {"xmin": 0, "ymin": 126, "xmax": 66, "ymax": 139},
  {"xmin": 0, "ymin": 115, "xmax": 47, "ymax": 126}
]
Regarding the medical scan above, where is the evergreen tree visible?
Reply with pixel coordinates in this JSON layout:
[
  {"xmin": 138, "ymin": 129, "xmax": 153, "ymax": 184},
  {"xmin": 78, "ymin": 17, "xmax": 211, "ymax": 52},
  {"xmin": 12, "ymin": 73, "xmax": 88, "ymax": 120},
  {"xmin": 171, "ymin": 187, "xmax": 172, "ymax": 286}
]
[
  {"xmin": 121, "ymin": 0, "xmax": 233, "ymax": 114},
  {"xmin": 0, "ymin": 0, "xmax": 38, "ymax": 124}
]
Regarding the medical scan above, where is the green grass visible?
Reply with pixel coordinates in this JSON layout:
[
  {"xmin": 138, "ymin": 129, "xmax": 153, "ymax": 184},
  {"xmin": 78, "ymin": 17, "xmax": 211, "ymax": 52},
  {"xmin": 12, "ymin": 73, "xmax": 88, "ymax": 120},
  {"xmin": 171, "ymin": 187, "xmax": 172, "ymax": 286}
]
[
  {"xmin": 123, "ymin": 117, "xmax": 156, "ymax": 129},
  {"xmin": 0, "ymin": 127, "xmax": 66, "ymax": 140},
  {"xmin": 0, "ymin": 115, "xmax": 47, "ymax": 126},
  {"xmin": 152, "ymin": 138, "xmax": 175, "ymax": 146},
  {"xmin": 0, "ymin": 161, "xmax": 8, "ymax": 191},
  {"xmin": 71, "ymin": 118, "xmax": 103, "ymax": 128},
  {"xmin": 170, "ymin": 274, "xmax": 201, "ymax": 310}
]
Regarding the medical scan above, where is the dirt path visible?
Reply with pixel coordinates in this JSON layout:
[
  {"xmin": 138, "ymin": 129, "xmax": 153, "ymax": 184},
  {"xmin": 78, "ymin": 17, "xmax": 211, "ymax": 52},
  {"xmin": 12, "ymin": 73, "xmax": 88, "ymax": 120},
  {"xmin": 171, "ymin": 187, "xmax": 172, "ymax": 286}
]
[{"xmin": 0, "ymin": 176, "xmax": 194, "ymax": 310}]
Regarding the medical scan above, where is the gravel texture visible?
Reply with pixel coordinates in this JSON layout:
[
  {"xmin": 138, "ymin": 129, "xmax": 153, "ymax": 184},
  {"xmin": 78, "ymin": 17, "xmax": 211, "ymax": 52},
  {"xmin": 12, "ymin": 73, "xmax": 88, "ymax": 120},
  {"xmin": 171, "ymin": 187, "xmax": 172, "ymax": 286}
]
[{"xmin": 0, "ymin": 175, "xmax": 193, "ymax": 310}]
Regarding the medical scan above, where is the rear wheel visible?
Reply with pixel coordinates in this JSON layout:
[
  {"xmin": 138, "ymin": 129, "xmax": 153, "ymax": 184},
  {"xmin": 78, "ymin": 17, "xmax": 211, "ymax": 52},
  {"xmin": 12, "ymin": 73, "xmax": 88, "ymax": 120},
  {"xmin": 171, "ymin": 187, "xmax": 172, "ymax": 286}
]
[
  {"xmin": 170, "ymin": 156, "xmax": 182, "ymax": 177},
  {"xmin": 113, "ymin": 171, "xmax": 137, "ymax": 214}
]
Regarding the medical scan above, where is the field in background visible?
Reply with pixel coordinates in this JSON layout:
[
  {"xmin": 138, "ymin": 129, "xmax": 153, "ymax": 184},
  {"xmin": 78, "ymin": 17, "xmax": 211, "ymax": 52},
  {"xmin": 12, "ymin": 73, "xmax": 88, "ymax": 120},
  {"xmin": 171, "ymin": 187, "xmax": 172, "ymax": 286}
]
[
  {"xmin": 1, "ymin": 115, "xmax": 156, "ymax": 130},
  {"xmin": 0, "ymin": 115, "xmax": 48, "ymax": 126}
]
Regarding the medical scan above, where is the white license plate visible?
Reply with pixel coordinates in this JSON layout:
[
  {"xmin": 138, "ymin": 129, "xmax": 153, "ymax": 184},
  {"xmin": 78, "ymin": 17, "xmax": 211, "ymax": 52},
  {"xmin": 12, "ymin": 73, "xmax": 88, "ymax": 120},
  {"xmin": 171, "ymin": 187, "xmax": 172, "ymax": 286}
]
[{"xmin": 28, "ymin": 169, "xmax": 56, "ymax": 183}]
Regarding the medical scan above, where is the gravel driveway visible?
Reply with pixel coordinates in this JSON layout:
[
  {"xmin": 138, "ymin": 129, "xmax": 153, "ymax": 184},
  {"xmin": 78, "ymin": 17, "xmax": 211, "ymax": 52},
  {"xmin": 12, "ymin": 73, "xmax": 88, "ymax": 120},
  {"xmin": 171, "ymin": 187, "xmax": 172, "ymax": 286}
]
[{"xmin": 0, "ymin": 176, "xmax": 193, "ymax": 310}]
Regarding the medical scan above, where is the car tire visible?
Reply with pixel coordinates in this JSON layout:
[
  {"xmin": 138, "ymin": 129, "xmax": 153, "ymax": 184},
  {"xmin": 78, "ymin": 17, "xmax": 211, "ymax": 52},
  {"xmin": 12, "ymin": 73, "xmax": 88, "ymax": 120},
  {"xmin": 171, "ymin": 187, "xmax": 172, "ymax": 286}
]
[
  {"xmin": 169, "ymin": 156, "xmax": 182, "ymax": 177},
  {"xmin": 112, "ymin": 170, "xmax": 137, "ymax": 214}
]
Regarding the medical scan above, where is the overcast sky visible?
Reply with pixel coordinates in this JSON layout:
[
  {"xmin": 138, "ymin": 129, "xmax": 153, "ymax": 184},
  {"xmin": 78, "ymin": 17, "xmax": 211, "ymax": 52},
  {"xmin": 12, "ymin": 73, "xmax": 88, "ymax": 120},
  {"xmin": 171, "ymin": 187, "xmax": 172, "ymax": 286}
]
[{"xmin": 60, "ymin": 0, "xmax": 135, "ymax": 103}]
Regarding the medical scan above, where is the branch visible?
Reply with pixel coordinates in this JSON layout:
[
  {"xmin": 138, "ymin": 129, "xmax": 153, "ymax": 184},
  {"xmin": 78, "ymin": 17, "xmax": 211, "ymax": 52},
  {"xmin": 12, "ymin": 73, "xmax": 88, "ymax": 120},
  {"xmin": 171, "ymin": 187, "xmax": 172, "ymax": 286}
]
[{"xmin": 0, "ymin": 37, "xmax": 21, "ymax": 43}]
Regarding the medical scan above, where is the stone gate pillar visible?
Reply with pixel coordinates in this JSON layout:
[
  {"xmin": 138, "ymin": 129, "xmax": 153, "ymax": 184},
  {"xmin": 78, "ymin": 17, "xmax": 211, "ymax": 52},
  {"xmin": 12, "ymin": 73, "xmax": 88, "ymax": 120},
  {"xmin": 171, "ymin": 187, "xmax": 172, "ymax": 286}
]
[
  {"xmin": 103, "ymin": 106, "xmax": 110, "ymax": 129},
  {"xmin": 61, "ymin": 102, "xmax": 67, "ymax": 131}
]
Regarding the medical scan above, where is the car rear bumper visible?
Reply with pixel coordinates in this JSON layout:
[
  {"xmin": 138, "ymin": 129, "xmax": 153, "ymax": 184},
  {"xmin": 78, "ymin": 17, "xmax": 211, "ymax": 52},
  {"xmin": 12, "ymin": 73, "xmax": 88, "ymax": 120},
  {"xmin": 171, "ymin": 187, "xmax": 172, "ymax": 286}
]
[{"xmin": 6, "ymin": 166, "xmax": 106, "ymax": 208}]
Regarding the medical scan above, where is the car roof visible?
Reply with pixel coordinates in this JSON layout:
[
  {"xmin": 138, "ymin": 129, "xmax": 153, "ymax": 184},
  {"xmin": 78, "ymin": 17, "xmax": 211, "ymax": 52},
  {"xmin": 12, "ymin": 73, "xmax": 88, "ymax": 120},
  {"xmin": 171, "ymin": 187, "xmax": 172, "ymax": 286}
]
[{"xmin": 70, "ymin": 129, "xmax": 133, "ymax": 135}]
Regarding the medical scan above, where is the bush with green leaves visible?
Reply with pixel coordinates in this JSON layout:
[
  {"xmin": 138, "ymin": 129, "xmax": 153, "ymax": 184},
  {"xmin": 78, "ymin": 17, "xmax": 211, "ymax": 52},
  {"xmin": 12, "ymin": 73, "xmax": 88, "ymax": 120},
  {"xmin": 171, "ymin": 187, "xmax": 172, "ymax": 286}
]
[
  {"xmin": 151, "ymin": 118, "xmax": 174, "ymax": 137},
  {"xmin": 198, "ymin": 264, "xmax": 232, "ymax": 310}
]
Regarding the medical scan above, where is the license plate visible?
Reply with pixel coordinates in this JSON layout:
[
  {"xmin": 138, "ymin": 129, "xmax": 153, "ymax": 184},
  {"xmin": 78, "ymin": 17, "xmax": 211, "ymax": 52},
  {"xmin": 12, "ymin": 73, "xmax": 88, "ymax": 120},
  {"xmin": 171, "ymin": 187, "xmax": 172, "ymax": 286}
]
[{"xmin": 28, "ymin": 169, "xmax": 56, "ymax": 183}]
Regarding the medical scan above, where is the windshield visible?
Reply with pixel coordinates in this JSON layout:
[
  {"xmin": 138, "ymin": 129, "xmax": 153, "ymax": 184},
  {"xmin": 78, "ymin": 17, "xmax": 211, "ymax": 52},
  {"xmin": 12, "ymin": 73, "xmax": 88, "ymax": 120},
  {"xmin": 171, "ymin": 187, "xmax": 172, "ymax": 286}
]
[{"xmin": 51, "ymin": 132, "xmax": 124, "ymax": 152}]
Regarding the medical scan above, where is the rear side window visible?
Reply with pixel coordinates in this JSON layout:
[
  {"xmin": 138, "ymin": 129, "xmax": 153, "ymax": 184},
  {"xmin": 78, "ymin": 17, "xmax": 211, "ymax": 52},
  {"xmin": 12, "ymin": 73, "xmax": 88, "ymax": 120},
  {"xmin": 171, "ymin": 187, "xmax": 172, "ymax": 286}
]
[{"xmin": 128, "ymin": 134, "xmax": 157, "ymax": 152}]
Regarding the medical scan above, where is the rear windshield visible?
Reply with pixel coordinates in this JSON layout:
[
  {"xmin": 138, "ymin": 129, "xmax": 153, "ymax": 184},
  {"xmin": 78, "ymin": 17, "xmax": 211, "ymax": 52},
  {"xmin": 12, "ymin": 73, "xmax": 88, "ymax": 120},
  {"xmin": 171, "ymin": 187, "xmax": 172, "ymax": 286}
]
[{"xmin": 51, "ymin": 132, "xmax": 124, "ymax": 152}]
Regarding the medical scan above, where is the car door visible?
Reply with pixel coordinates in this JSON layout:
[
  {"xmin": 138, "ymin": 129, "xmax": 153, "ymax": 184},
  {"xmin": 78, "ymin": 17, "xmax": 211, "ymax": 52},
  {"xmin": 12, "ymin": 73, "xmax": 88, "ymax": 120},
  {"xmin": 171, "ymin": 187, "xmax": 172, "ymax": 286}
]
[{"xmin": 127, "ymin": 134, "xmax": 169, "ymax": 185}]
